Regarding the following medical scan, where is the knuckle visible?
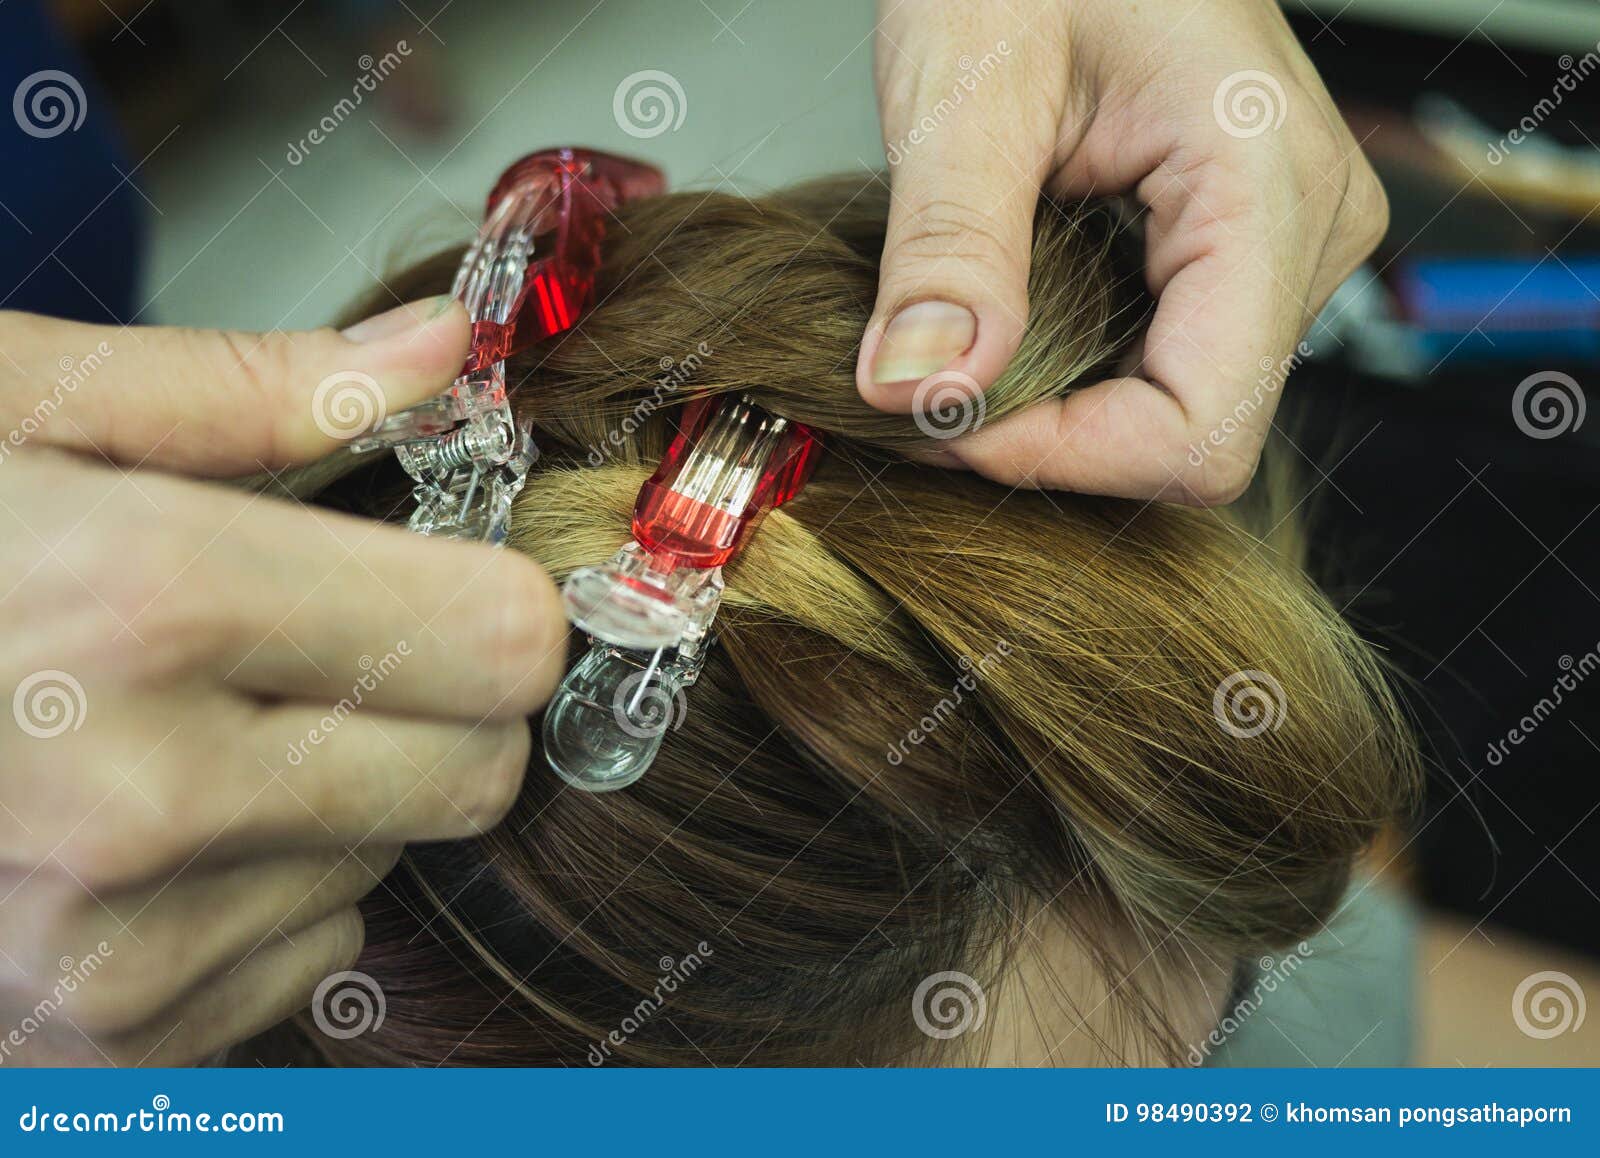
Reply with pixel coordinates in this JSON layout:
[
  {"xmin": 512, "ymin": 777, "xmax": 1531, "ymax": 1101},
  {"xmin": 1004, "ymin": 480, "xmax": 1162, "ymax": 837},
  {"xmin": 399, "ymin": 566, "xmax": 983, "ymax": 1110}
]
[
  {"xmin": 1292, "ymin": 144, "xmax": 1351, "ymax": 212},
  {"xmin": 210, "ymin": 327, "xmax": 295, "ymax": 411},
  {"xmin": 1183, "ymin": 451, "xmax": 1258, "ymax": 507},
  {"xmin": 206, "ymin": 327, "xmax": 332, "ymax": 463},
  {"xmin": 1345, "ymin": 164, "xmax": 1390, "ymax": 252},
  {"xmin": 124, "ymin": 609, "xmax": 230, "ymax": 682},
  {"xmin": 887, "ymin": 196, "xmax": 1023, "ymax": 274},
  {"xmin": 1299, "ymin": 136, "xmax": 1388, "ymax": 257}
]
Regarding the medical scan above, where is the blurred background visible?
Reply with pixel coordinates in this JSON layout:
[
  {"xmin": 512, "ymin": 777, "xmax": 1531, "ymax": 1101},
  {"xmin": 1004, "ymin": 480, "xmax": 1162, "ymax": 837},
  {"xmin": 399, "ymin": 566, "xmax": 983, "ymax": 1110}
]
[{"xmin": 4, "ymin": 0, "xmax": 1598, "ymax": 1064}]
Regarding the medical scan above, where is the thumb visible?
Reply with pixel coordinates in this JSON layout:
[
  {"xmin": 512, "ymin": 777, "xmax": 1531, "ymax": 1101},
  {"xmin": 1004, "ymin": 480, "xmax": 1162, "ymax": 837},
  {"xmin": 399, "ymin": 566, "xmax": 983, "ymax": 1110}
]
[
  {"xmin": 858, "ymin": 38, "xmax": 1049, "ymax": 414},
  {"xmin": 0, "ymin": 297, "xmax": 470, "ymax": 475}
]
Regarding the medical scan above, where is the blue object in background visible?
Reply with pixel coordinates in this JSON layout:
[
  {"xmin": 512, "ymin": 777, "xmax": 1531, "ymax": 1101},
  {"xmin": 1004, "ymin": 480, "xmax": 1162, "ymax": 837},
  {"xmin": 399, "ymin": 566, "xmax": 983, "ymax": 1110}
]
[
  {"xmin": 1208, "ymin": 881, "xmax": 1415, "ymax": 1067},
  {"xmin": 1395, "ymin": 256, "xmax": 1600, "ymax": 366},
  {"xmin": 0, "ymin": 0, "xmax": 145, "ymax": 323}
]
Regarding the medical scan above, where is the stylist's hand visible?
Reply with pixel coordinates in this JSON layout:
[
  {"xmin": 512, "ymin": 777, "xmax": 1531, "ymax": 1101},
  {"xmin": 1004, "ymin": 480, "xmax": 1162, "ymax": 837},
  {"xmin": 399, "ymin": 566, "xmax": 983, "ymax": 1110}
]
[
  {"xmin": 860, "ymin": 0, "xmax": 1388, "ymax": 504},
  {"xmin": 0, "ymin": 303, "xmax": 567, "ymax": 1065}
]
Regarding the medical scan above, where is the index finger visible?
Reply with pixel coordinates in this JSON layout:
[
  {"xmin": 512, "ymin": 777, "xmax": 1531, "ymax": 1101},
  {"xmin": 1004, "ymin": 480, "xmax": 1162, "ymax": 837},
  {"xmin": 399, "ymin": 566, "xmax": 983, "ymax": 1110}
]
[
  {"xmin": 213, "ymin": 493, "xmax": 570, "ymax": 724},
  {"xmin": 15, "ymin": 449, "xmax": 567, "ymax": 723},
  {"xmin": 0, "ymin": 299, "xmax": 470, "ymax": 474}
]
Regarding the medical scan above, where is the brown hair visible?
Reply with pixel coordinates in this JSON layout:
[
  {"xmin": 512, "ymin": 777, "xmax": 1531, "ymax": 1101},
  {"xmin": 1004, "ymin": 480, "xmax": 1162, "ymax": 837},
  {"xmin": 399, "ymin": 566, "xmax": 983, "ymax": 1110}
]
[{"xmin": 298, "ymin": 176, "xmax": 1416, "ymax": 1066}]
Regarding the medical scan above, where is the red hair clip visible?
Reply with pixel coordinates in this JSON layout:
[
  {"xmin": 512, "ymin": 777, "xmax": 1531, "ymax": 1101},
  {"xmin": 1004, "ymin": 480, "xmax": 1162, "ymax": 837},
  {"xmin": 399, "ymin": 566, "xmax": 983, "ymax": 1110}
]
[
  {"xmin": 353, "ymin": 147, "xmax": 665, "ymax": 542},
  {"xmin": 545, "ymin": 394, "xmax": 823, "ymax": 792}
]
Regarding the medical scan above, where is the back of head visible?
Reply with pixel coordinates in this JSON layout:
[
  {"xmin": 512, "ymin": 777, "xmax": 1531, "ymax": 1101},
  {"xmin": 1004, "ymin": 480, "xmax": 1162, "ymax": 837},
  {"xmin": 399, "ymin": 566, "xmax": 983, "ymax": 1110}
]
[{"xmin": 306, "ymin": 176, "xmax": 1416, "ymax": 1066}]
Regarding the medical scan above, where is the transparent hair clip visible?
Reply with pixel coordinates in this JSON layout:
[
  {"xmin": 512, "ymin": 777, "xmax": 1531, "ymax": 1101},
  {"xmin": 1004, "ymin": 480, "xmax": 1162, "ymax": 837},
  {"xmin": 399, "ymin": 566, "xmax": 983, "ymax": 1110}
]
[
  {"xmin": 350, "ymin": 147, "xmax": 665, "ymax": 543},
  {"xmin": 544, "ymin": 394, "xmax": 824, "ymax": 792}
]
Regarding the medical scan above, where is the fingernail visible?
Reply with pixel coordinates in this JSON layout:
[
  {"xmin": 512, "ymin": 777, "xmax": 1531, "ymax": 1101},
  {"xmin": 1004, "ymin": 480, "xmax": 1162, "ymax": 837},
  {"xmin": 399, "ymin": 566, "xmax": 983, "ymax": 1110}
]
[
  {"xmin": 341, "ymin": 296, "xmax": 456, "ymax": 344},
  {"xmin": 870, "ymin": 301, "xmax": 977, "ymax": 386}
]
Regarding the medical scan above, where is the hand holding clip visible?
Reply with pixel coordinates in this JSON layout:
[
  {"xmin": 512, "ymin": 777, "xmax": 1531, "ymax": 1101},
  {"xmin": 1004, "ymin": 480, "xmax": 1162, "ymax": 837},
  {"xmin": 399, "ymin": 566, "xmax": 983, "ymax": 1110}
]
[{"xmin": 0, "ymin": 303, "xmax": 569, "ymax": 1063}]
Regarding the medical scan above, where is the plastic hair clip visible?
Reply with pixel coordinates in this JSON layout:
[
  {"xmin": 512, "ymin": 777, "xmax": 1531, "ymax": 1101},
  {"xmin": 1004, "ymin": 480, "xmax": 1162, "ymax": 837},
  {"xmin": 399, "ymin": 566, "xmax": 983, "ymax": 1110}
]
[
  {"xmin": 351, "ymin": 147, "xmax": 665, "ymax": 543},
  {"xmin": 543, "ymin": 394, "xmax": 823, "ymax": 792}
]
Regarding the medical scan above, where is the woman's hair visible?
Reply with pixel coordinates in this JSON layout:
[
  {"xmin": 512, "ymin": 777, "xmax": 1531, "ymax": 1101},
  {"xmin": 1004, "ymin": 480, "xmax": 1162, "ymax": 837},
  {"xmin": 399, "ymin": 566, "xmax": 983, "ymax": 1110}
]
[{"xmin": 295, "ymin": 176, "xmax": 1417, "ymax": 1066}]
